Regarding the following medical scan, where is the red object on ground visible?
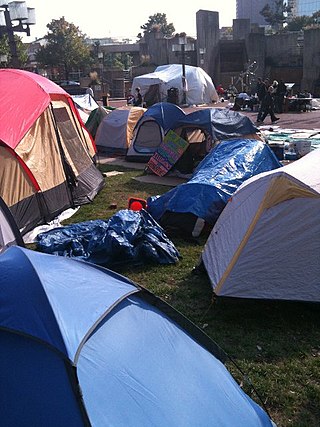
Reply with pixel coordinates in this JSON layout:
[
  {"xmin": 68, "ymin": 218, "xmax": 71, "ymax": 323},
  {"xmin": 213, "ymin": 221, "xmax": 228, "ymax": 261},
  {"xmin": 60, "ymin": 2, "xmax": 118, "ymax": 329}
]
[{"xmin": 128, "ymin": 197, "xmax": 147, "ymax": 211}]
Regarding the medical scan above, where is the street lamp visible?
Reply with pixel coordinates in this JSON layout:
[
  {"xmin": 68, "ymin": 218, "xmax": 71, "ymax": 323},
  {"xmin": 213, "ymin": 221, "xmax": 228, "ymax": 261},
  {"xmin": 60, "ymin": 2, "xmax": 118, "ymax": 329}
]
[
  {"xmin": 0, "ymin": 1, "xmax": 36, "ymax": 68},
  {"xmin": 172, "ymin": 35, "xmax": 195, "ymax": 106}
]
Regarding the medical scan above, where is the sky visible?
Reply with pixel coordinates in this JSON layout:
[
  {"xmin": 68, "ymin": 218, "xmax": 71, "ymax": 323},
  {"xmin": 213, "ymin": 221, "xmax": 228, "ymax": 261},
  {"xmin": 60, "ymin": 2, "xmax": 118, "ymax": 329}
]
[{"xmin": 24, "ymin": 0, "xmax": 236, "ymax": 42}]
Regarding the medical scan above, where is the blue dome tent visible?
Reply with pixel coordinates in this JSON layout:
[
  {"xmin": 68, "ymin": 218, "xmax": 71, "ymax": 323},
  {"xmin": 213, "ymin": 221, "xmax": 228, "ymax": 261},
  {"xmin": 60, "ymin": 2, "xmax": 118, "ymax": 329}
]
[
  {"xmin": 0, "ymin": 246, "xmax": 275, "ymax": 427},
  {"xmin": 126, "ymin": 102, "xmax": 186, "ymax": 162}
]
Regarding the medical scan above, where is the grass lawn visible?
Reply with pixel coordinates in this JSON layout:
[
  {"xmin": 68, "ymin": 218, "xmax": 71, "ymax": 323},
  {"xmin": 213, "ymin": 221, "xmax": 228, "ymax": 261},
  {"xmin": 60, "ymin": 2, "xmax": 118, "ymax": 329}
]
[{"xmin": 60, "ymin": 162, "xmax": 320, "ymax": 427}]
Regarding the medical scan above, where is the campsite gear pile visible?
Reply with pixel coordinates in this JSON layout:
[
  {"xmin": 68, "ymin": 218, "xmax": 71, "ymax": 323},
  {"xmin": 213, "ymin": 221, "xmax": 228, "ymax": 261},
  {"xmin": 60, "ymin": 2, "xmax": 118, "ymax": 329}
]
[
  {"xmin": 0, "ymin": 69, "xmax": 104, "ymax": 235},
  {"xmin": 36, "ymin": 209, "xmax": 180, "ymax": 266},
  {"xmin": 261, "ymin": 128, "xmax": 320, "ymax": 160},
  {"xmin": 147, "ymin": 138, "xmax": 282, "ymax": 236},
  {"xmin": 0, "ymin": 246, "xmax": 276, "ymax": 427},
  {"xmin": 202, "ymin": 149, "xmax": 320, "ymax": 302}
]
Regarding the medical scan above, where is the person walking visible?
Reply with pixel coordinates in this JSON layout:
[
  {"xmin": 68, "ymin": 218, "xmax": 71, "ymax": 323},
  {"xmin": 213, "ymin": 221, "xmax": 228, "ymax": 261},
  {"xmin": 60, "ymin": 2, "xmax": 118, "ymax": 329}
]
[
  {"xmin": 256, "ymin": 78, "xmax": 268, "ymax": 122},
  {"xmin": 257, "ymin": 82, "xmax": 280, "ymax": 124},
  {"xmin": 274, "ymin": 80, "xmax": 287, "ymax": 113}
]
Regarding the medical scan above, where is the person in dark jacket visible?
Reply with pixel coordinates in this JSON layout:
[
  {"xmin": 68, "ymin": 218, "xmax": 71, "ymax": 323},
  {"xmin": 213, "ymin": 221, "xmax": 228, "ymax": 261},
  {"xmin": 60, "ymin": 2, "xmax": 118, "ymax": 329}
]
[
  {"xmin": 133, "ymin": 87, "xmax": 143, "ymax": 107},
  {"xmin": 257, "ymin": 84, "xmax": 280, "ymax": 124},
  {"xmin": 274, "ymin": 80, "xmax": 287, "ymax": 113},
  {"xmin": 256, "ymin": 78, "xmax": 268, "ymax": 122}
]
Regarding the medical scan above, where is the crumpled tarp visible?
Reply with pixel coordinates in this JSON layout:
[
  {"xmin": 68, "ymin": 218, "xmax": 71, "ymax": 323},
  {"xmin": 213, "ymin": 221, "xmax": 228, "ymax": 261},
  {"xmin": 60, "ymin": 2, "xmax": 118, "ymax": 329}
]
[{"xmin": 36, "ymin": 209, "xmax": 180, "ymax": 266}]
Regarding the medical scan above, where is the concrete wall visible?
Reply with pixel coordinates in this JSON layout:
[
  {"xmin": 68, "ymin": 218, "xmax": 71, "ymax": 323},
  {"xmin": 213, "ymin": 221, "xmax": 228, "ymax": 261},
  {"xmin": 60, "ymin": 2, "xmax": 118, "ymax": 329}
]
[
  {"xmin": 302, "ymin": 28, "xmax": 320, "ymax": 96},
  {"xmin": 265, "ymin": 32, "xmax": 303, "ymax": 67},
  {"xmin": 140, "ymin": 32, "xmax": 197, "ymax": 67},
  {"xmin": 196, "ymin": 10, "xmax": 220, "ymax": 83},
  {"xmin": 246, "ymin": 32, "xmax": 265, "ymax": 80},
  {"xmin": 233, "ymin": 18, "xmax": 251, "ymax": 40},
  {"xmin": 142, "ymin": 31, "xmax": 171, "ymax": 65}
]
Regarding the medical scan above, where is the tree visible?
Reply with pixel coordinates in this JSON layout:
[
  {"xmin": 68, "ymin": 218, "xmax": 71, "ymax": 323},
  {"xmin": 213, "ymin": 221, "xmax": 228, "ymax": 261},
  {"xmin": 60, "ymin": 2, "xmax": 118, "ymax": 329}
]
[
  {"xmin": 286, "ymin": 15, "xmax": 312, "ymax": 31},
  {"xmin": 308, "ymin": 10, "xmax": 320, "ymax": 27},
  {"xmin": 283, "ymin": 9, "xmax": 320, "ymax": 31},
  {"xmin": 103, "ymin": 52, "xmax": 133, "ymax": 69},
  {"xmin": 36, "ymin": 17, "xmax": 92, "ymax": 80},
  {"xmin": 260, "ymin": 0, "xmax": 292, "ymax": 31},
  {"xmin": 137, "ymin": 13, "xmax": 175, "ymax": 39},
  {"xmin": 0, "ymin": 34, "xmax": 28, "ymax": 66}
]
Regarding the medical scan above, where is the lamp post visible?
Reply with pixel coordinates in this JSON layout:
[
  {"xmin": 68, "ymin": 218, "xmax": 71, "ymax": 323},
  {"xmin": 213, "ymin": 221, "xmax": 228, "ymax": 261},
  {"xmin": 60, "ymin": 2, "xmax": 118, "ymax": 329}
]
[
  {"xmin": 172, "ymin": 35, "xmax": 195, "ymax": 106},
  {"xmin": 0, "ymin": 1, "xmax": 36, "ymax": 68}
]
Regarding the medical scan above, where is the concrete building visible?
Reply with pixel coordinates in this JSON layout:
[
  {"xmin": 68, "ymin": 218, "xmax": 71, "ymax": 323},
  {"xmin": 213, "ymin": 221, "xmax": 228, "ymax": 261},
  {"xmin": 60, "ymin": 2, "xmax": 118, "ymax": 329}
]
[
  {"xmin": 26, "ymin": 8, "xmax": 320, "ymax": 98},
  {"xmin": 236, "ymin": 0, "xmax": 277, "ymax": 25}
]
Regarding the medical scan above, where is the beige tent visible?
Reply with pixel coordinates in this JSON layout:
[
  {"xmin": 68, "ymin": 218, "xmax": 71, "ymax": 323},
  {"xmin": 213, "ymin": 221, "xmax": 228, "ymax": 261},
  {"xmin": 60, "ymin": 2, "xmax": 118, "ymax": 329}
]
[
  {"xmin": 202, "ymin": 149, "xmax": 320, "ymax": 302},
  {"xmin": 95, "ymin": 106, "xmax": 146, "ymax": 154}
]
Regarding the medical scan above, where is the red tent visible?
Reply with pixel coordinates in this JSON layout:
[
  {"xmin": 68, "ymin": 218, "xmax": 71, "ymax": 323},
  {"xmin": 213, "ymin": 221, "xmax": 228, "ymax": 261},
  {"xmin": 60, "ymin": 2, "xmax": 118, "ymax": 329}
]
[{"xmin": 0, "ymin": 69, "xmax": 104, "ymax": 234}]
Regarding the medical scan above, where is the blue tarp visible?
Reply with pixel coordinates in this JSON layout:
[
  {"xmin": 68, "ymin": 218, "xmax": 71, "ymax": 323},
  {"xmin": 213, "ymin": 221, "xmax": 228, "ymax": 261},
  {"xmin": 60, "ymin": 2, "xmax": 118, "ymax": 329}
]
[
  {"xmin": 148, "ymin": 139, "xmax": 282, "ymax": 225},
  {"xmin": 174, "ymin": 108, "xmax": 258, "ymax": 140},
  {"xmin": 0, "ymin": 246, "xmax": 275, "ymax": 427},
  {"xmin": 36, "ymin": 209, "xmax": 180, "ymax": 266}
]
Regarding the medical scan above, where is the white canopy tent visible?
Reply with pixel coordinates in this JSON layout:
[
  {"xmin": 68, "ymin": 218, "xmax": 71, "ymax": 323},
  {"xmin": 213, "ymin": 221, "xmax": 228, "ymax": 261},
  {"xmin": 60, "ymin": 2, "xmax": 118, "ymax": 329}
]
[
  {"xmin": 132, "ymin": 64, "xmax": 218, "ymax": 105},
  {"xmin": 202, "ymin": 149, "xmax": 320, "ymax": 302}
]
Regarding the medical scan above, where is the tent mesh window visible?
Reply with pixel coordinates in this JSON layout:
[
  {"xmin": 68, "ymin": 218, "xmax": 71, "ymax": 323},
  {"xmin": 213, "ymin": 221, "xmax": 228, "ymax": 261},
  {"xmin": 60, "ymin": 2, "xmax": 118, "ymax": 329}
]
[
  {"xmin": 53, "ymin": 106, "xmax": 91, "ymax": 174},
  {"xmin": 133, "ymin": 121, "xmax": 163, "ymax": 153}
]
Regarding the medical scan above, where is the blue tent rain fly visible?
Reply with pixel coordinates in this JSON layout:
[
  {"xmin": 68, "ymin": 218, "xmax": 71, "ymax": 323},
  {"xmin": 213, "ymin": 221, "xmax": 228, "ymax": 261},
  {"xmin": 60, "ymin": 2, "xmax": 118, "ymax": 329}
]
[
  {"xmin": 147, "ymin": 139, "xmax": 281, "ymax": 235},
  {"xmin": 173, "ymin": 108, "xmax": 259, "ymax": 141},
  {"xmin": 0, "ymin": 246, "xmax": 275, "ymax": 427}
]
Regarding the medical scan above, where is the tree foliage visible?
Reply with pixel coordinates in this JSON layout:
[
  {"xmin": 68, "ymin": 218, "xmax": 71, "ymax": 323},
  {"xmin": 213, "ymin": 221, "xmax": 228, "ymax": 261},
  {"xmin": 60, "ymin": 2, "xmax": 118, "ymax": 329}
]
[
  {"xmin": 0, "ymin": 34, "xmax": 28, "ymax": 66},
  {"xmin": 103, "ymin": 52, "xmax": 133, "ymax": 69},
  {"xmin": 36, "ymin": 17, "xmax": 92, "ymax": 79},
  {"xmin": 285, "ymin": 9, "xmax": 320, "ymax": 31},
  {"xmin": 260, "ymin": 0, "xmax": 292, "ymax": 30},
  {"xmin": 286, "ymin": 15, "xmax": 312, "ymax": 31},
  {"xmin": 137, "ymin": 13, "xmax": 175, "ymax": 39},
  {"xmin": 91, "ymin": 40, "xmax": 133, "ymax": 70}
]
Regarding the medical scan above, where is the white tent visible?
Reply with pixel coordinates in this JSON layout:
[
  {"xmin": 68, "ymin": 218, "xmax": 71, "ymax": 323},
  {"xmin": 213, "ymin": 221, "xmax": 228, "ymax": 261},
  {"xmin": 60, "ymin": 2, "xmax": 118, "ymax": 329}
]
[
  {"xmin": 72, "ymin": 94, "xmax": 99, "ymax": 124},
  {"xmin": 95, "ymin": 106, "xmax": 146, "ymax": 154},
  {"xmin": 132, "ymin": 64, "xmax": 218, "ymax": 105},
  {"xmin": 202, "ymin": 149, "xmax": 320, "ymax": 302}
]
